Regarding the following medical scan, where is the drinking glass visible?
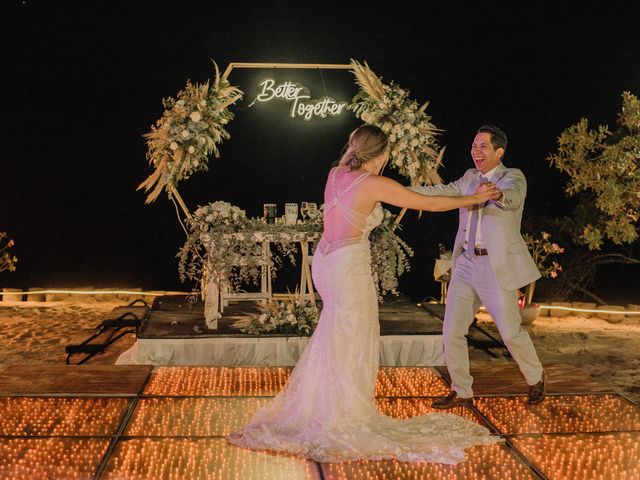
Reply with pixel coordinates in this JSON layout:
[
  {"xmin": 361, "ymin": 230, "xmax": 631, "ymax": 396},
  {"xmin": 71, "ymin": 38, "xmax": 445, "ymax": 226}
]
[
  {"xmin": 263, "ymin": 203, "xmax": 277, "ymax": 224},
  {"xmin": 300, "ymin": 202, "xmax": 309, "ymax": 222},
  {"xmin": 307, "ymin": 202, "xmax": 317, "ymax": 219}
]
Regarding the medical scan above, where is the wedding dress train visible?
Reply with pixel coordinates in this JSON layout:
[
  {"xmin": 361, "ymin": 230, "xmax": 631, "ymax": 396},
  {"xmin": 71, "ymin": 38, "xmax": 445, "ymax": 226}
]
[{"xmin": 228, "ymin": 169, "xmax": 499, "ymax": 463}]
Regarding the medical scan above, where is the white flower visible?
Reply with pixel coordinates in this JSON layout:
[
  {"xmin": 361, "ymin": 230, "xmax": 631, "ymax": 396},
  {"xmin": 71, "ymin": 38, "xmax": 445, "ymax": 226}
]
[
  {"xmin": 389, "ymin": 134, "xmax": 396, "ymax": 143},
  {"xmin": 188, "ymin": 146, "xmax": 195, "ymax": 154},
  {"xmin": 410, "ymin": 139, "xmax": 419, "ymax": 147},
  {"xmin": 177, "ymin": 100, "xmax": 185, "ymax": 107},
  {"xmin": 170, "ymin": 142, "xmax": 179, "ymax": 150},
  {"xmin": 181, "ymin": 129, "xmax": 190, "ymax": 139},
  {"xmin": 197, "ymin": 136, "xmax": 206, "ymax": 145},
  {"xmin": 200, "ymin": 100, "xmax": 206, "ymax": 106},
  {"xmin": 190, "ymin": 111, "xmax": 202, "ymax": 122}
]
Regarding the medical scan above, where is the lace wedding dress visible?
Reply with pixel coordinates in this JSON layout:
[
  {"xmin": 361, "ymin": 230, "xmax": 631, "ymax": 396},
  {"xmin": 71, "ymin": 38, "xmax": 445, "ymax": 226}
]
[{"xmin": 228, "ymin": 168, "xmax": 499, "ymax": 463}]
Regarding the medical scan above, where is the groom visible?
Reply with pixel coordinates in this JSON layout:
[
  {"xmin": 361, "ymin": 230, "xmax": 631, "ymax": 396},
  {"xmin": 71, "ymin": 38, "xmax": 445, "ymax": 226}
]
[{"xmin": 411, "ymin": 125, "xmax": 546, "ymax": 407}]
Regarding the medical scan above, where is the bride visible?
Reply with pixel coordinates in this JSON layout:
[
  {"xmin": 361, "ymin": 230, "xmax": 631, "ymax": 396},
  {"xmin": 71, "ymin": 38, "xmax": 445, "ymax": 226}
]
[{"xmin": 228, "ymin": 125, "xmax": 500, "ymax": 463}]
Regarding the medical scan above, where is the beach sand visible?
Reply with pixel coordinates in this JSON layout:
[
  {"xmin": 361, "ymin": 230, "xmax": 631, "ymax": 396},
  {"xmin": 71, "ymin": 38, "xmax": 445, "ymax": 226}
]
[
  {"xmin": 0, "ymin": 300, "xmax": 638, "ymax": 404},
  {"xmin": 474, "ymin": 311, "xmax": 640, "ymax": 404}
]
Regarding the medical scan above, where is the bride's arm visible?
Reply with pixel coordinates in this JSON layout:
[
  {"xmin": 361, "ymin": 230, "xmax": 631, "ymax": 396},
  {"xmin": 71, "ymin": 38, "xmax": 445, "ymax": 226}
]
[{"xmin": 369, "ymin": 176, "xmax": 495, "ymax": 212}]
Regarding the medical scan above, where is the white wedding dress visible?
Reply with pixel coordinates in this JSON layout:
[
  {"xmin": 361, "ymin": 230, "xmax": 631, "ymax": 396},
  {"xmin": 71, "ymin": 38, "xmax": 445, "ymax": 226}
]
[{"xmin": 228, "ymin": 168, "xmax": 499, "ymax": 463}]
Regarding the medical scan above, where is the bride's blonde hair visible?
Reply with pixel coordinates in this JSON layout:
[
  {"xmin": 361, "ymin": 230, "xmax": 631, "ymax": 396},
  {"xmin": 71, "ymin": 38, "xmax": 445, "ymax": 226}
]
[{"xmin": 339, "ymin": 125, "xmax": 388, "ymax": 171}]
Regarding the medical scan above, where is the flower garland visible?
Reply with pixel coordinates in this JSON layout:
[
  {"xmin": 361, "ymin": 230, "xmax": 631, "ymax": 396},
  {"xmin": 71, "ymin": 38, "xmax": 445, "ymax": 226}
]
[
  {"xmin": 369, "ymin": 209, "xmax": 414, "ymax": 299},
  {"xmin": 349, "ymin": 60, "xmax": 444, "ymax": 186},
  {"xmin": 138, "ymin": 63, "xmax": 244, "ymax": 203}
]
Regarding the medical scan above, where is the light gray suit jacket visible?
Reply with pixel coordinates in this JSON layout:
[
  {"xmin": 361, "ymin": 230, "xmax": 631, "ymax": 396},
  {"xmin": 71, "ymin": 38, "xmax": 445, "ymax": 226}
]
[{"xmin": 411, "ymin": 163, "xmax": 540, "ymax": 291}]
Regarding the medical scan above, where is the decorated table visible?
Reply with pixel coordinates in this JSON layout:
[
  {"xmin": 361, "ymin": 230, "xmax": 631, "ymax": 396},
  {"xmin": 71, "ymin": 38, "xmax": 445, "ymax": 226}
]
[{"xmin": 201, "ymin": 227, "xmax": 321, "ymax": 327}]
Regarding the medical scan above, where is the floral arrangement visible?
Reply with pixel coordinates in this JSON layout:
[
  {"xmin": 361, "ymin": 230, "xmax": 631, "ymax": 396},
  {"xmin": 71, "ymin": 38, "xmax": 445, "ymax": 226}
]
[
  {"xmin": 240, "ymin": 298, "xmax": 319, "ymax": 336},
  {"xmin": 138, "ymin": 63, "xmax": 244, "ymax": 203},
  {"xmin": 191, "ymin": 201, "xmax": 249, "ymax": 230},
  {"xmin": 0, "ymin": 232, "xmax": 17, "ymax": 273},
  {"xmin": 348, "ymin": 60, "xmax": 444, "ymax": 186},
  {"xmin": 369, "ymin": 209, "xmax": 414, "ymax": 299},
  {"xmin": 522, "ymin": 231, "xmax": 564, "ymax": 306},
  {"xmin": 524, "ymin": 231, "xmax": 564, "ymax": 279}
]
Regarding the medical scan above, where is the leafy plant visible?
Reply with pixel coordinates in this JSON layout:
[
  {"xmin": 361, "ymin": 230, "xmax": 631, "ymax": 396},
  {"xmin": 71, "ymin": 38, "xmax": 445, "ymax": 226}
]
[
  {"xmin": 546, "ymin": 91, "xmax": 640, "ymax": 303},
  {"xmin": 548, "ymin": 91, "xmax": 640, "ymax": 250},
  {"xmin": 0, "ymin": 232, "xmax": 17, "ymax": 273}
]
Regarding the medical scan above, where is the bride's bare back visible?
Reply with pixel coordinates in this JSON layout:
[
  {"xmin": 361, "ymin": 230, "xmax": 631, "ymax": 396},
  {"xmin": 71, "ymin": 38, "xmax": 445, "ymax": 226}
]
[{"xmin": 322, "ymin": 167, "xmax": 379, "ymax": 243}]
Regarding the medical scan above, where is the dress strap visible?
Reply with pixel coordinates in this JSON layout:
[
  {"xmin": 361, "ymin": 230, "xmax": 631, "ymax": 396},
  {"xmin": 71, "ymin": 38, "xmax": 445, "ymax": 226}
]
[
  {"xmin": 337, "ymin": 172, "xmax": 371, "ymax": 199},
  {"xmin": 331, "ymin": 167, "xmax": 339, "ymax": 200},
  {"xmin": 324, "ymin": 167, "xmax": 372, "ymax": 230}
]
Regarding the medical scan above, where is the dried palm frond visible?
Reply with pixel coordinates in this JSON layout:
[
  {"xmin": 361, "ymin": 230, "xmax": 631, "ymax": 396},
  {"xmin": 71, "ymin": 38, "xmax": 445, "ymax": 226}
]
[
  {"xmin": 137, "ymin": 156, "xmax": 168, "ymax": 203},
  {"xmin": 349, "ymin": 59, "xmax": 385, "ymax": 101}
]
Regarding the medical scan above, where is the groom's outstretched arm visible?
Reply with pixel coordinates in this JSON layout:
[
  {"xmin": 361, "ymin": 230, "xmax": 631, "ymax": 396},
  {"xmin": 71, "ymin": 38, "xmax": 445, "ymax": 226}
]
[{"xmin": 408, "ymin": 176, "xmax": 465, "ymax": 197}]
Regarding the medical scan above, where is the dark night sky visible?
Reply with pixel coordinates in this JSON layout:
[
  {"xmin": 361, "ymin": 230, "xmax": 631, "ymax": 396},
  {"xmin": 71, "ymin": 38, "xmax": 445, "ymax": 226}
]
[{"xmin": 2, "ymin": 1, "xmax": 640, "ymax": 301}]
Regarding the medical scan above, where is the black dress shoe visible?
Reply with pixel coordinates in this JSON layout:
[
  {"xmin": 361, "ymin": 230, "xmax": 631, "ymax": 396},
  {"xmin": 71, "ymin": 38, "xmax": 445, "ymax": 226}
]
[
  {"xmin": 527, "ymin": 370, "xmax": 547, "ymax": 405},
  {"xmin": 432, "ymin": 391, "xmax": 474, "ymax": 410}
]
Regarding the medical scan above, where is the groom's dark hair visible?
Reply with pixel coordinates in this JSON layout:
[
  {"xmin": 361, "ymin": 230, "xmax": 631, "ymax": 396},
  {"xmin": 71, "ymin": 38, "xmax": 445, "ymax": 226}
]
[{"xmin": 478, "ymin": 125, "xmax": 507, "ymax": 152}]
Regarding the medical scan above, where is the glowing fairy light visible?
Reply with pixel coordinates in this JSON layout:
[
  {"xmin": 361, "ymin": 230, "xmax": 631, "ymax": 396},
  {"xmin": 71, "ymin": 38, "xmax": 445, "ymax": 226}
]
[
  {"xmin": 512, "ymin": 432, "xmax": 640, "ymax": 479},
  {"xmin": 103, "ymin": 438, "xmax": 317, "ymax": 479},
  {"xmin": 320, "ymin": 443, "xmax": 534, "ymax": 479},
  {"xmin": 125, "ymin": 397, "xmax": 269, "ymax": 437},
  {"xmin": 0, "ymin": 438, "xmax": 110, "ymax": 479},
  {"xmin": 475, "ymin": 395, "xmax": 640, "ymax": 435},
  {"xmin": 2, "ymin": 289, "xmax": 187, "ymax": 296},
  {"xmin": 143, "ymin": 367, "xmax": 293, "ymax": 396}
]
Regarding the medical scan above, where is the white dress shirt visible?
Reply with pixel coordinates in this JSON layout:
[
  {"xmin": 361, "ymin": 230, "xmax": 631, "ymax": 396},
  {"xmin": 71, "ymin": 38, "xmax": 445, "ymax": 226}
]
[{"xmin": 464, "ymin": 164, "xmax": 501, "ymax": 250}]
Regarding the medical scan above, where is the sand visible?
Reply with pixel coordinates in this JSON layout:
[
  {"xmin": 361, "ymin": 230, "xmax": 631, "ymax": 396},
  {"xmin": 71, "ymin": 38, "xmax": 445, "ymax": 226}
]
[
  {"xmin": 0, "ymin": 300, "xmax": 136, "ymax": 368},
  {"xmin": 0, "ymin": 300, "xmax": 638, "ymax": 404},
  {"xmin": 474, "ymin": 311, "xmax": 640, "ymax": 404}
]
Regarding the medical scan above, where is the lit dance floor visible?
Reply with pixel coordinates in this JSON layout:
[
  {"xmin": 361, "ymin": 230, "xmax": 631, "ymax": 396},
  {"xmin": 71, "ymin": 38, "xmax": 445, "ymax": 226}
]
[{"xmin": 0, "ymin": 364, "xmax": 638, "ymax": 479}]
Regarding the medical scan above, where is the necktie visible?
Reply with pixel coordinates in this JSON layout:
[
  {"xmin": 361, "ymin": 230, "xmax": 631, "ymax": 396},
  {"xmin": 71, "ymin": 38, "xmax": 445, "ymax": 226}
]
[{"xmin": 464, "ymin": 175, "xmax": 488, "ymax": 258}]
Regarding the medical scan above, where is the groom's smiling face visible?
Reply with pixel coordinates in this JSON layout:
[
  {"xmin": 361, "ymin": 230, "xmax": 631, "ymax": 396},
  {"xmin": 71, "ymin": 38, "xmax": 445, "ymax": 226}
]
[{"xmin": 471, "ymin": 132, "xmax": 504, "ymax": 173}]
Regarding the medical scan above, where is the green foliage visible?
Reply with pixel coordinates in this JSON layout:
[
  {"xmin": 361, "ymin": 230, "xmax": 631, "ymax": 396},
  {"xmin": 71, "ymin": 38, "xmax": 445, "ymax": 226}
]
[
  {"xmin": 369, "ymin": 210, "xmax": 414, "ymax": 299},
  {"xmin": 548, "ymin": 91, "xmax": 640, "ymax": 249},
  {"xmin": 0, "ymin": 232, "xmax": 17, "ymax": 273}
]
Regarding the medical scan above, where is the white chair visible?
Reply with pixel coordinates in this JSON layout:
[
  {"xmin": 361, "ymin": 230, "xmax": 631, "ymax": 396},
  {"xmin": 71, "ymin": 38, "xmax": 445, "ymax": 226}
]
[{"xmin": 220, "ymin": 240, "xmax": 272, "ymax": 308}]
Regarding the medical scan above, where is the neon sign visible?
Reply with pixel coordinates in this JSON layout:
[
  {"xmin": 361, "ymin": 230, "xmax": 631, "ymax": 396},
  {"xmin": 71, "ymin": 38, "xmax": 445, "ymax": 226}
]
[{"xmin": 251, "ymin": 79, "xmax": 348, "ymax": 121}]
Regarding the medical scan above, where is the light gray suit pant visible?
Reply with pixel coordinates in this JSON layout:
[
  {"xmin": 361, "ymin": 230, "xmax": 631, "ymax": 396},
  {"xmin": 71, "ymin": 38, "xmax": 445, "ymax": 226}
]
[{"xmin": 444, "ymin": 254, "xmax": 543, "ymax": 398}]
